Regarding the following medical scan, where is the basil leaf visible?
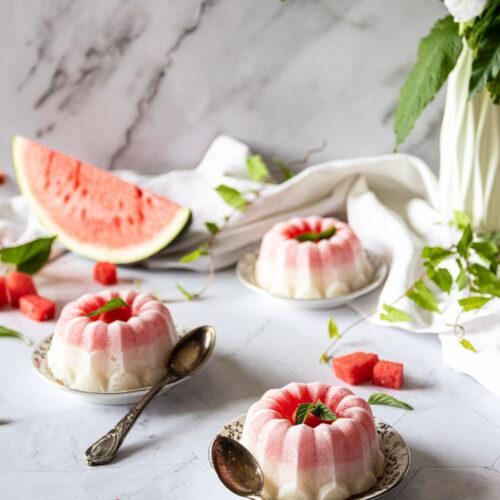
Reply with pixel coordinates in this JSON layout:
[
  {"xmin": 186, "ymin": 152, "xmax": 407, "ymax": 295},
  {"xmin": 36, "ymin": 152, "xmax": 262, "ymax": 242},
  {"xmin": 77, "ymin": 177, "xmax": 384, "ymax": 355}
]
[
  {"xmin": 179, "ymin": 245, "xmax": 209, "ymax": 263},
  {"xmin": 458, "ymin": 296, "xmax": 492, "ymax": 312},
  {"xmin": 273, "ymin": 158, "xmax": 294, "ymax": 181},
  {"xmin": 454, "ymin": 210, "xmax": 471, "ymax": 230},
  {"xmin": 457, "ymin": 224, "xmax": 473, "ymax": 258},
  {"xmin": 380, "ymin": 304, "xmax": 413, "ymax": 323},
  {"xmin": 0, "ymin": 236, "xmax": 56, "ymax": 275},
  {"xmin": 205, "ymin": 222, "xmax": 219, "ymax": 235},
  {"xmin": 328, "ymin": 317, "xmax": 339, "ymax": 339},
  {"xmin": 421, "ymin": 246, "xmax": 452, "ymax": 266},
  {"xmin": 246, "ymin": 155, "xmax": 270, "ymax": 183},
  {"xmin": 85, "ymin": 298, "xmax": 130, "ymax": 318},
  {"xmin": 406, "ymin": 279, "xmax": 440, "ymax": 312},
  {"xmin": 394, "ymin": 15, "xmax": 462, "ymax": 148},
  {"xmin": 215, "ymin": 185, "xmax": 247, "ymax": 211},
  {"xmin": 456, "ymin": 268, "xmax": 468, "ymax": 291},
  {"xmin": 0, "ymin": 326, "xmax": 32, "ymax": 346},
  {"xmin": 368, "ymin": 393, "xmax": 413, "ymax": 410},
  {"xmin": 426, "ymin": 266, "xmax": 453, "ymax": 294},
  {"xmin": 175, "ymin": 282, "xmax": 193, "ymax": 301},
  {"xmin": 311, "ymin": 400, "xmax": 337, "ymax": 421},
  {"xmin": 460, "ymin": 338, "xmax": 478, "ymax": 353},
  {"xmin": 295, "ymin": 226, "xmax": 336, "ymax": 242},
  {"xmin": 295, "ymin": 402, "xmax": 315, "ymax": 425}
]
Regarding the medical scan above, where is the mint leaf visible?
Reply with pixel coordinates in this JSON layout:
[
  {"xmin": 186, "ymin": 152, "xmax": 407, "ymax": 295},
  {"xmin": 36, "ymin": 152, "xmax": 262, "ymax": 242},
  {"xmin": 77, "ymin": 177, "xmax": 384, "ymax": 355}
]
[
  {"xmin": 426, "ymin": 266, "xmax": 453, "ymax": 294},
  {"xmin": 394, "ymin": 15, "xmax": 462, "ymax": 148},
  {"xmin": 406, "ymin": 279, "xmax": 440, "ymax": 312},
  {"xmin": 0, "ymin": 236, "xmax": 56, "ymax": 274},
  {"xmin": 85, "ymin": 298, "xmax": 130, "ymax": 318},
  {"xmin": 295, "ymin": 402, "xmax": 315, "ymax": 425},
  {"xmin": 459, "ymin": 296, "xmax": 492, "ymax": 311},
  {"xmin": 175, "ymin": 282, "xmax": 193, "ymax": 301},
  {"xmin": 205, "ymin": 222, "xmax": 219, "ymax": 235},
  {"xmin": 295, "ymin": 226, "xmax": 336, "ymax": 242},
  {"xmin": 380, "ymin": 303, "xmax": 413, "ymax": 323},
  {"xmin": 368, "ymin": 393, "xmax": 413, "ymax": 410},
  {"xmin": 215, "ymin": 185, "xmax": 247, "ymax": 211},
  {"xmin": 273, "ymin": 158, "xmax": 294, "ymax": 181},
  {"xmin": 246, "ymin": 155, "xmax": 270, "ymax": 182},
  {"xmin": 421, "ymin": 246, "xmax": 452, "ymax": 266},
  {"xmin": 471, "ymin": 241, "xmax": 499, "ymax": 265},
  {"xmin": 179, "ymin": 244, "xmax": 209, "ymax": 263},
  {"xmin": 328, "ymin": 317, "xmax": 339, "ymax": 339},
  {"xmin": 460, "ymin": 338, "xmax": 478, "ymax": 353},
  {"xmin": 456, "ymin": 268, "xmax": 468, "ymax": 291},
  {"xmin": 469, "ymin": 263, "xmax": 500, "ymax": 296},
  {"xmin": 454, "ymin": 210, "xmax": 471, "ymax": 230},
  {"xmin": 457, "ymin": 224, "xmax": 473, "ymax": 258},
  {"xmin": 311, "ymin": 400, "xmax": 338, "ymax": 421},
  {"xmin": 0, "ymin": 326, "xmax": 32, "ymax": 346}
]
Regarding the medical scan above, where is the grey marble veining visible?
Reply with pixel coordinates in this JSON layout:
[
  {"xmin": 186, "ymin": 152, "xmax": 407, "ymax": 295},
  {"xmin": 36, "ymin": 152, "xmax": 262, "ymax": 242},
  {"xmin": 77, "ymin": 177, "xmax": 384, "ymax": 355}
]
[{"xmin": 0, "ymin": 0, "xmax": 446, "ymax": 181}]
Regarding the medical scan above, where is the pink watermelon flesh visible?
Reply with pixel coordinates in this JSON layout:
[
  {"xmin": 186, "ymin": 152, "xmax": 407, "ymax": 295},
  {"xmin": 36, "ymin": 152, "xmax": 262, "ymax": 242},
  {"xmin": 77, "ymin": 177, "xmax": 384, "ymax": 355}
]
[
  {"xmin": 13, "ymin": 136, "xmax": 191, "ymax": 264},
  {"xmin": 332, "ymin": 351, "xmax": 379, "ymax": 385},
  {"xmin": 0, "ymin": 277, "xmax": 8, "ymax": 308},
  {"xmin": 7, "ymin": 271, "xmax": 37, "ymax": 307},
  {"xmin": 372, "ymin": 360, "xmax": 404, "ymax": 389},
  {"xmin": 19, "ymin": 294, "xmax": 55, "ymax": 322}
]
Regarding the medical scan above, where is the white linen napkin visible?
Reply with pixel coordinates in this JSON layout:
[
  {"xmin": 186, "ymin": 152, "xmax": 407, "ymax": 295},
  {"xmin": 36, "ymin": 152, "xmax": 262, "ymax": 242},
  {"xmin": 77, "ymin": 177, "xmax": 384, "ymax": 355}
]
[{"xmin": 1, "ymin": 135, "xmax": 499, "ymax": 397}]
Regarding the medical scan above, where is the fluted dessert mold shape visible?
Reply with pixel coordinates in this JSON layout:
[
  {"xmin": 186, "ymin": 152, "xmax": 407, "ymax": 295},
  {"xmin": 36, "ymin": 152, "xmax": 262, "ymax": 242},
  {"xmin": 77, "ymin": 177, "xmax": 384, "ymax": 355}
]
[
  {"xmin": 211, "ymin": 435, "xmax": 267, "ymax": 500},
  {"xmin": 85, "ymin": 325, "xmax": 215, "ymax": 466}
]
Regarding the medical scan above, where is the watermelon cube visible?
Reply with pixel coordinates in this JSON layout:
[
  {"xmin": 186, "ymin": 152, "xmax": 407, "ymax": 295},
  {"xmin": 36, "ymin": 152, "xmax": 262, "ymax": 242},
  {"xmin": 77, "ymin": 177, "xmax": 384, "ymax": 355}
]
[
  {"xmin": 94, "ymin": 262, "xmax": 117, "ymax": 285},
  {"xmin": 19, "ymin": 295, "xmax": 55, "ymax": 321},
  {"xmin": 332, "ymin": 351, "xmax": 379, "ymax": 385},
  {"xmin": 0, "ymin": 277, "xmax": 8, "ymax": 308},
  {"xmin": 7, "ymin": 271, "xmax": 37, "ymax": 307},
  {"xmin": 372, "ymin": 360, "xmax": 404, "ymax": 389}
]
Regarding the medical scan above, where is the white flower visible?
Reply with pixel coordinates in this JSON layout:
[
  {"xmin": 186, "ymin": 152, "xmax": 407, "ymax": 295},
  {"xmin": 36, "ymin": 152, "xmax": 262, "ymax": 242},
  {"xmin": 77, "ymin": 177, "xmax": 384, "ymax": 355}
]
[{"xmin": 444, "ymin": 0, "xmax": 488, "ymax": 23}]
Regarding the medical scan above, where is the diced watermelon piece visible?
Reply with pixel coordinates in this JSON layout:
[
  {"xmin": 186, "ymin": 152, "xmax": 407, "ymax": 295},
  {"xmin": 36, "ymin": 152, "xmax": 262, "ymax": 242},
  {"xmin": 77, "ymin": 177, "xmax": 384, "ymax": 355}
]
[
  {"xmin": 94, "ymin": 262, "xmax": 117, "ymax": 285},
  {"xmin": 0, "ymin": 277, "xmax": 8, "ymax": 308},
  {"xmin": 97, "ymin": 306, "xmax": 131, "ymax": 324},
  {"xmin": 19, "ymin": 294, "xmax": 55, "ymax": 321},
  {"xmin": 332, "ymin": 351, "xmax": 379, "ymax": 385},
  {"xmin": 6, "ymin": 271, "xmax": 37, "ymax": 307},
  {"xmin": 0, "ymin": 172, "xmax": 5, "ymax": 185},
  {"xmin": 372, "ymin": 360, "xmax": 404, "ymax": 389}
]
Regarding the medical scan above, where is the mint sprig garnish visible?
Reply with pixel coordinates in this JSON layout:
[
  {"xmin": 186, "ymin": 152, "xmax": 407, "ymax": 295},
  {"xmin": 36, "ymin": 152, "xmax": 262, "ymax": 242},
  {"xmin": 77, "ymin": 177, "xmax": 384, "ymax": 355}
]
[
  {"xmin": 85, "ymin": 298, "xmax": 130, "ymax": 318},
  {"xmin": 0, "ymin": 236, "xmax": 56, "ymax": 275},
  {"xmin": 215, "ymin": 185, "xmax": 247, "ymax": 211},
  {"xmin": 0, "ymin": 326, "xmax": 32, "ymax": 346},
  {"xmin": 368, "ymin": 393, "xmax": 413, "ymax": 410},
  {"xmin": 379, "ymin": 304, "xmax": 413, "ymax": 323},
  {"xmin": 295, "ymin": 226, "xmax": 336, "ymax": 242},
  {"xmin": 246, "ymin": 155, "xmax": 270, "ymax": 183},
  {"xmin": 295, "ymin": 400, "xmax": 338, "ymax": 425}
]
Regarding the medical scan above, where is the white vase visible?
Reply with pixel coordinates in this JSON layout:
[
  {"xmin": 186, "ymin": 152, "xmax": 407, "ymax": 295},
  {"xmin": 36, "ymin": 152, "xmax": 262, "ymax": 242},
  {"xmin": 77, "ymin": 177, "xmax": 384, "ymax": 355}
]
[{"xmin": 439, "ymin": 41, "xmax": 500, "ymax": 231}]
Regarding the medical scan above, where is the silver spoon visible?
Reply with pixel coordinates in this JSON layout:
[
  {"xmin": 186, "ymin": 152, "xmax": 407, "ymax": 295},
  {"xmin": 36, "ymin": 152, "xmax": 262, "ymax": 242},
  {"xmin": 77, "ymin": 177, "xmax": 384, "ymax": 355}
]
[
  {"xmin": 211, "ymin": 435, "xmax": 267, "ymax": 500},
  {"xmin": 85, "ymin": 325, "xmax": 215, "ymax": 466}
]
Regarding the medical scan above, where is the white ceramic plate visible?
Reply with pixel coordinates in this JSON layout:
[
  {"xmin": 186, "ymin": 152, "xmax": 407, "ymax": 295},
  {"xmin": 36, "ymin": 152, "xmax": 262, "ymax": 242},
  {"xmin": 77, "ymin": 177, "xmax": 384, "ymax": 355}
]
[
  {"xmin": 209, "ymin": 415, "xmax": 410, "ymax": 500},
  {"xmin": 31, "ymin": 325, "xmax": 193, "ymax": 406},
  {"xmin": 236, "ymin": 249, "xmax": 388, "ymax": 309}
]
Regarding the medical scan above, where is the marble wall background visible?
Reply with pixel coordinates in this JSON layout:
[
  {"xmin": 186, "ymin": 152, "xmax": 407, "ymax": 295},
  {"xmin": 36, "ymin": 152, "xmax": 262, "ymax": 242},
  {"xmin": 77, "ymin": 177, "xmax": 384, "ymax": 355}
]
[{"xmin": 0, "ymin": 0, "xmax": 447, "ymax": 179}]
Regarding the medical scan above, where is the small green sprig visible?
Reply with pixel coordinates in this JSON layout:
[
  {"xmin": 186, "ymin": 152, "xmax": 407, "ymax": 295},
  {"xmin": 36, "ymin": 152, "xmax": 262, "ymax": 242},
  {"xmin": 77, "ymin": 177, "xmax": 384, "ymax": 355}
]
[
  {"xmin": 368, "ymin": 393, "xmax": 413, "ymax": 410},
  {"xmin": 85, "ymin": 298, "xmax": 130, "ymax": 318},
  {"xmin": 0, "ymin": 326, "xmax": 32, "ymax": 346},
  {"xmin": 0, "ymin": 236, "xmax": 56, "ymax": 275},
  {"xmin": 295, "ymin": 400, "xmax": 337, "ymax": 425}
]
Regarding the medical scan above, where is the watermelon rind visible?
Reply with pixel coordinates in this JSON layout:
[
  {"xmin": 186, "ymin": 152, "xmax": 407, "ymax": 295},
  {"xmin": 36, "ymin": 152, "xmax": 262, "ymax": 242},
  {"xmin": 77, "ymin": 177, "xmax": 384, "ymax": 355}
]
[{"xmin": 12, "ymin": 135, "xmax": 191, "ymax": 264}]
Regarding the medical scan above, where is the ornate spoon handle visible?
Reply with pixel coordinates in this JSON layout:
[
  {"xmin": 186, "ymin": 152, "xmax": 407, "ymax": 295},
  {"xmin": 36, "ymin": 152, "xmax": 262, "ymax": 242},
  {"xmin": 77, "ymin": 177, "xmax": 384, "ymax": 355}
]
[{"xmin": 85, "ymin": 372, "xmax": 180, "ymax": 466}]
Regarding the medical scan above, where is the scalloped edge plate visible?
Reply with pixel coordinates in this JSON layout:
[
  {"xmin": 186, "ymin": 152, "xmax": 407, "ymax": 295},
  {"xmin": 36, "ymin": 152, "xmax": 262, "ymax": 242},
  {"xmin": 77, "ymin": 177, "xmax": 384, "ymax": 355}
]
[
  {"xmin": 209, "ymin": 415, "xmax": 410, "ymax": 500},
  {"xmin": 236, "ymin": 249, "xmax": 388, "ymax": 309},
  {"xmin": 31, "ymin": 324, "xmax": 193, "ymax": 406}
]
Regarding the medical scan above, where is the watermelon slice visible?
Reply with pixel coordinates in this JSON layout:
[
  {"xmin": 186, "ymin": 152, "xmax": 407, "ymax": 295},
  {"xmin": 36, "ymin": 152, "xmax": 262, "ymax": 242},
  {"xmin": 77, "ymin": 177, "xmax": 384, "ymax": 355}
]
[
  {"xmin": 7, "ymin": 271, "xmax": 37, "ymax": 307},
  {"xmin": 12, "ymin": 136, "xmax": 191, "ymax": 264},
  {"xmin": 332, "ymin": 351, "xmax": 379, "ymax": 385},
  {"xmin": 0, "ymin": 277, "xmax": 8, "ymax": 308},
  {"xmin": 19, "ymin": 294, "xmax": 55, "ymax": 321},
  {"xmin": 372, "ymin": 360, "xmax": 404, "ymax": 389}
]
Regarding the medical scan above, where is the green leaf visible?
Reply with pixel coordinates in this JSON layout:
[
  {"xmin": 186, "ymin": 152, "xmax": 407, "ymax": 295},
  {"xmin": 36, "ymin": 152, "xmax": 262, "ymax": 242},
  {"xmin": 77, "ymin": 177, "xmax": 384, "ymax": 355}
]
[
  {"xmin": 273, "ymin": 157, "xmax": 294, "ymax": 181},
  {"xmin": 246, "ymin": 155, "xmax": 270, "ymax": 182},
  {"xmin": 457, "ymin": 224, "xmax": 473, "ymax": 258},
  {"xmin": 133, "ymin": 278, "xmax": 141, "ymax": 292},
  {"xmin": 319, "ymin": 353, "xmax": 329, "ymax": 364},
  {"xmin": 175, "ymin": 282, "xmax": 193, "ymax": 301},
  {"xmin": 421, "ymin": 246, "xmax": 453, "ymax": 266},
  {"xmin": 85, "ymin": 298, "xmax": 130, "ymax": 318},
  {"xmin": 478, "ymin": 230, "xmax": 500, "ymax": 242},
  {"xmin": 460, "ymin": 338, "xmax": 478, "ymax": 353},
  {"xmin": 295, "ymin": 226, "xmax": 336, "ymax": 242},
  {"xmin": 179, "ymin": 245, "xmax": 209, "ymax": 263},
  {"xmin": 426, "ymin": 266, "xmax": 453, "ymax": 294},
  {"xmin": 215, "ymin": 185, "xmax": 247, "ymax": 211},
  {"xmin": 295, "ymin": 402, "xmax": 315, "ymax": 425},
  {"xmin": 471, "ymin": 241, "xmax": 499, "ymax": 265},
  {"xmin": 488, "ymin": 77, "xmax": 500, "ymax": 103},
  {"xmin": 406, "ymin": 279, "xmax": 440, "ymax": 312},
  {"xmin": 380, "ymin": 303, "xmax": 413, "ymax": 323},
  {"xmin": 467, "ymin": 3, "xmax": 498, "ymax": 50},
  {"xmin": 469, "ymin": 263, "xmax": 500, "ymax": 296},
  {"xmin": 454, "ymin": 210, "xmax": 471, "ymax": 230},
  {"xmin": 368, "ymin": 393, "xmax": 413, "ymax": 410},
  {"xmin": 205, "ymin": 222, "xmax": 219, "ymax": 235},
  {"xmin": 311, "ymin": 400, "xmax": 338, "ymax": 421},
  {"xmin": 456, "ymin": 268, "xmax": 468, "ymax": 291},
  {"xmin": 0, "ymin": 326, "xmax": 32, "ymax": 346},
  {"xmin": 394, "ymin": 15, "xmax": 462, "ymax": 148},
  {"xmin": 328, "ymin": 317, "xmax": 339, "ymax": 339},
  {"xmin": 469, "ymin": 12, "xmax": 500, "ymax": 99},
  {"xmin": 0, "ymin": 236, "xmax": 56, "ymax": 275},
  {"xmin": 458, "ymin": 296, "xmax": 493, "ymax": 311}
]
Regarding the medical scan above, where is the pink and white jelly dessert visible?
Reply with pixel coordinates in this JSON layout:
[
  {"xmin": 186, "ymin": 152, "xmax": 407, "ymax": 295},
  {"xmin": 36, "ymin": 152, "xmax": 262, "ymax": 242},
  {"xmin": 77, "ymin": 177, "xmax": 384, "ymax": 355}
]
[
  {"xmin": 255, "ymin": 216, "xmax": 372, "ymax": 299},
  {"xmin": 47, "ymin": 290, "xmax": 178, "ymax": 392},
  {"xmin": 241, "ymin": 382, "xmax": 385, "ymax": 500}
]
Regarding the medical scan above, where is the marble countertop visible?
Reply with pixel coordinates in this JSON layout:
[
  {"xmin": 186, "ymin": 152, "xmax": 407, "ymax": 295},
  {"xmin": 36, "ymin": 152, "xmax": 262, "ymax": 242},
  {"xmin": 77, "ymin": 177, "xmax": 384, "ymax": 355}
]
[{"xmin": 0, "ymin": 254, "xmax": 499, "ymax": 500}]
